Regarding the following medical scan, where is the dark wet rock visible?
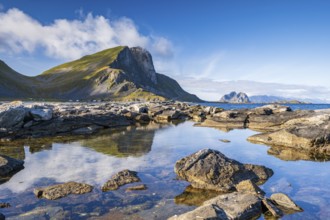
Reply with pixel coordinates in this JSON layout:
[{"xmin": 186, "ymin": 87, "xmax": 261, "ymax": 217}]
[
  {"xmin": 175, "ymin": 149, "xmax": 273, "ymax": 192},
  {"xmin": 126, "ymin": 184, "xmax": 147, "ymax": 191},
  {"xmin": 0, "ymin": 203, "xmax": 10, "ymax": 208},
  {"xmin": 0, "ymin": 104, "xmax": 27, "ymax": 129},
  {"xmin": 0, "ymin": 213, "xmax": 4, "ymax": 220},
  {"xmin": 30, "ymin": 108, "xmax": 53, "ymax": 121},
  {"xmin": 9, "ymin": 206, "xmax": 66, "ymax": 219},
  {"xmin": 262, "ymin": 198, "xmax": 283, "ymax": 218},
  {"xmin": 34, "ymin": 181, "xmax": 93, "ymax": 200},
  {"xmin": 169, "ymin": 192, "xmax": 262, "ymax": 220},
  {"xmin": 270, "ymin": 193, "xmax": 303, "ymax": 212},
  {"xmin": 71, "ymin": 125, "xmax": 103, "ymax": 135},
  {"xmin": 0, "ymin": 155, "xmax": 24, "ymax": 180},
  {"xmin": 102, "ymin": 169, "xmax": 141, "ymax": 191},
  {"xmin": 236, "ymin": 179, "xmax": 265, "ymax": 196}
]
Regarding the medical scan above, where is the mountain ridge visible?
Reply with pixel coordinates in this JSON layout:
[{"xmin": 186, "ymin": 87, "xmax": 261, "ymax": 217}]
[{"xmin": 0, "ymin": 46, "xmax": 201, "ymax": 102}]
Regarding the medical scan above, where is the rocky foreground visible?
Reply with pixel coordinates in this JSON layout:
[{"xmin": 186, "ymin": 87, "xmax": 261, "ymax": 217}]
[{"xmin": 1, "ymin": 101, "xmax": 329, "ymax": 218}]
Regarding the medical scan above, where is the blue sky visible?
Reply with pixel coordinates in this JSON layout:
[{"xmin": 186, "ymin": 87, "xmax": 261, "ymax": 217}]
[{"xmin": 1, "ymin": 0, "xmax": 330, "ymax": 101}]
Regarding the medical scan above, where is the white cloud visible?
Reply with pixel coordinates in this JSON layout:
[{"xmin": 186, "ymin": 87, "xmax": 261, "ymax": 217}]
[{"xmin": 0, "ymin": 8, "xmax": 173, "ymax": 60}]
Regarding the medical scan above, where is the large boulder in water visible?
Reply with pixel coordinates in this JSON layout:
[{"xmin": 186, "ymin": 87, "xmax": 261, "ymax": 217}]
[{"xmin": 174, "ymin": 149, "xmax": 273, "ymax": 192}]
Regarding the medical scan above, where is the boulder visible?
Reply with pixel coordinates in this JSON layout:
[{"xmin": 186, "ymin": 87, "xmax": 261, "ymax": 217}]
[
  {"xmin": 174, "ymin": 149, "xmax": 273, "ymax": 192},
  {"xmin": 0, "ymin": 213, "xmax": 4, "ymax": 220},
  {"xmin": 30, "ymin": 108, "xmax": 53, "ymax": 121},
  {"xmin": 169, "ymin": 192, "xmax": 262, "ymax": 220},
  {"xmin": 102, "ymin": 169, "xmax": 141, "ymax": 191},
  {"xmin": 34, "ymin": 181, "xmax": 93, "ymax": 200},
  {"xmin": 270, "ymin": 193, "xmax": 303, "ymax": 212},
  {"xmin": 236, "ymin": 179, "xmax": 265, "ymax": 196},
  {"xmin": 0, "ymin": 155, "xmax": 24, "ymax": 178},
  {"xmin": 0, "ymin": 106, "xmax": 27, "ymax": 129}
]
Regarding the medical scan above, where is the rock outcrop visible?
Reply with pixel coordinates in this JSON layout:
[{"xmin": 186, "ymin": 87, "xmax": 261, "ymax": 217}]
[
  {"xmin": 220, "ymin": 91, "xmax": 250, "ymax": 103},
  {"xmin": 0, "ymin": 101, "xmax": 210, "ymax": 141},
  {"xmin": 34, "ymin": 182, "xmax": 93, "ymax": 200},
  {"xmin": 174, "ymin": 149, "xmax": 273, "ymax": 192},
  {"xmin": 102, "ymin": 169, "xmax": 141, "ymax": 191},
  {"xmin": 0, "ymin": 154, "xmax": 24, "ymax": 182}
]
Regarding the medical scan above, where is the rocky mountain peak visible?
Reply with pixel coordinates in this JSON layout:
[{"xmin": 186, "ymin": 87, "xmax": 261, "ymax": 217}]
[
  {"xmin": 109, "ymin": 46, "xmax": 157, "ymax": 84},
  {"xmin": 129, "ymin": 47, "xmax": 157, "ymax": 84},
  {"xmin": 220, "ymin": 91, "xmax": 251, "ymax": 103}
]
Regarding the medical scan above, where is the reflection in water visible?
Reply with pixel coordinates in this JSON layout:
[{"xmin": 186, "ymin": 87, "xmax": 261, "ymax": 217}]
[
  {"xmin": 0, "ymin": 121, "xmax": 330, "ymax": 219},
  {"xmin": 80, "ymin": 126, "xmax": 156, "ymax": 157},
  {"xmin": 174, "ymin": 185, "xmax": 222, "ymax": 206},
  {"xmin": 0, "ymin": 145, "xmax": 25, "ymax": 160},
  {"xmin": 268, "ymin": 146, "xmax": 330, "ymax": 162}
]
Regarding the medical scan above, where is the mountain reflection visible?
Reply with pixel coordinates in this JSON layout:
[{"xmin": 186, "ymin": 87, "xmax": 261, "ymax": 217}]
[{"xmin": 79, "ymin": 125, "xmax": 158, "ymax": 157}]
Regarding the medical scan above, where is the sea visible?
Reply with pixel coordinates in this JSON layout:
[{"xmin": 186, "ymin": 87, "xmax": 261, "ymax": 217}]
[{"xmin": 0, "ymin": 103, "xmax": 330, "ymax": 219}]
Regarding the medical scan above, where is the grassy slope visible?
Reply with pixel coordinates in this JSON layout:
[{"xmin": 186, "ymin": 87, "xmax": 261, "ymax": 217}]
[{"xmin": 36, "ymin": 46, "xmax": 126, "ymax": 97}]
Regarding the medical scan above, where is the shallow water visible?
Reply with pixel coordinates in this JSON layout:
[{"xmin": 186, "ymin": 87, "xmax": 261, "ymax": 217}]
[{"xmin": 1, "ymin": 121, "xmax": 330, "ymax": 219}]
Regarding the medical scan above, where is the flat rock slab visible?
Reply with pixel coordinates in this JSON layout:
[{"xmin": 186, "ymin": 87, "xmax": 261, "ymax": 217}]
[
  {"xmin": 34, "ymin": 181, "xmax": 93, "ymax": 200},
  {"xmin": 175, "ymin": 149, "xmax": 273, "ymax": 192},
  {"xmin": 169, "ymin": 192, "xmax": 262, "ymax": 220},
  {"xmin": 102, "ymin": 169, "xmax": 141, "ymax": 191},
  {"xmin": 0, "ymin": 155, "xmax": 24, "ymax": 177}
]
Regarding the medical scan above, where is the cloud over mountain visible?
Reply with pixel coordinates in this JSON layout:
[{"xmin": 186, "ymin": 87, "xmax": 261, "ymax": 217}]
[{"xmin": 0, "ymin": 8, "xmax": 174, "ymax": 60}]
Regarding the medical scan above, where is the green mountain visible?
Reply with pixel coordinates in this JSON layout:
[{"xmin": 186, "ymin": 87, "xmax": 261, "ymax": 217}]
[{"xmin": 0, "ymin": 46, "xmax": 201, "ymax": 102}]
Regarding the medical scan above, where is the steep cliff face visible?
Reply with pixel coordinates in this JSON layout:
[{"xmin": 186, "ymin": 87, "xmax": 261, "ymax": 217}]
[
  {"xmin": 220, "ymin": 91, "xmax": 250, "ymax": 103},
  {"xmin": 0, "ymin": 46, "xmax": 201, "ymax": 102}
]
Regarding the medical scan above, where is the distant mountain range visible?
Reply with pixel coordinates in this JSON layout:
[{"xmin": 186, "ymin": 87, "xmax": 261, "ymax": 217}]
[
  {"xmin": 218, "ymin": 91, "xmax": 319, "ymax": 104},
  {"xmin": 0, "ymin": 46, "xmax": 201, "ymax": 102}
]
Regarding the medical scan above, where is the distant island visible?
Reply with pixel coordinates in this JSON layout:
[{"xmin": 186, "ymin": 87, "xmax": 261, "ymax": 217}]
[
  {"xmin": 219, "ymin": 91, "xmax": 251, "ymax": 103},
  {"xmin": 219, "ymin": 91, "xmax": 308, "ymax": 104}
]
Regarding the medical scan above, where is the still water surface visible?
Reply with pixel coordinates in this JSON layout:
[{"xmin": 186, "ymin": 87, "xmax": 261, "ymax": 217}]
[{"xmin": 0, "ymin": 121, "xmax": 330, "ymax": 219}]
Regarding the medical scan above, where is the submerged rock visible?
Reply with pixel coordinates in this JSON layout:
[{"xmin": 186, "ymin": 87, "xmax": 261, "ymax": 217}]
[
  {"xmin": 12, "ymin": 206, "xmax": 65, "ymax": 219},
  {"xmin": 102, "ymin": 169, "xmax": 141, "ymax": 191},
  {"xmin": 34, "ymin": 181, "xmax": 93, "ymax": 200},
  {"xmin": 125, "ymin": 184, "xmax": 147, "ymax": 191},
  {"xmin": 0, "ymin": 155, "xmax": 24, "ymax": 179},
  {"xmin": 0, "ymin": 203, "xmax": 10, "ymax": 208},
  {"xmin": 174, "ymin": 149, "xmax": 273, "ymax": 192}
]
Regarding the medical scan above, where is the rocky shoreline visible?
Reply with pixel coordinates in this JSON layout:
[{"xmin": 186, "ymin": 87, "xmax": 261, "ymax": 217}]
[{"xmin": 1, "ymin": 101, "xmax": 330, "ymax": 219}]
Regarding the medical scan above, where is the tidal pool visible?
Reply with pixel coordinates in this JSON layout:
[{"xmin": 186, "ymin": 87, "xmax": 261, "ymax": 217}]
[{"xmin": 1, "ymin": 121, "xmax": 329, "ymax": 219}]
